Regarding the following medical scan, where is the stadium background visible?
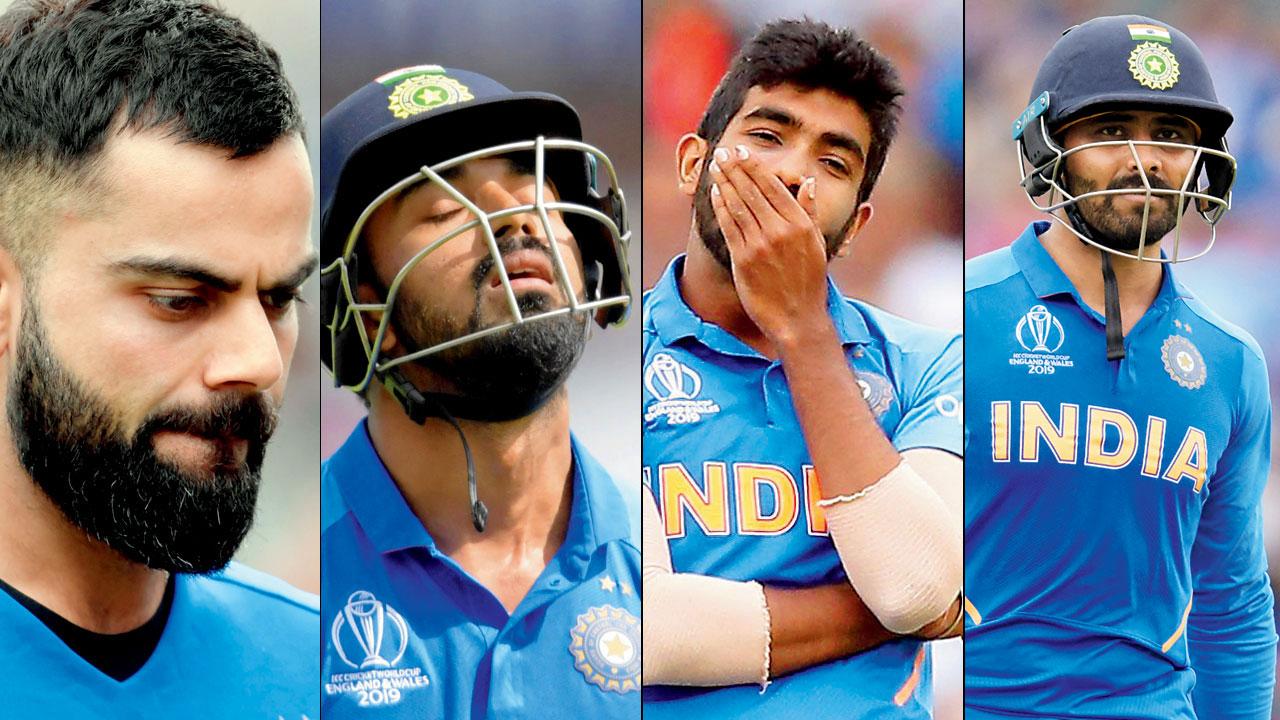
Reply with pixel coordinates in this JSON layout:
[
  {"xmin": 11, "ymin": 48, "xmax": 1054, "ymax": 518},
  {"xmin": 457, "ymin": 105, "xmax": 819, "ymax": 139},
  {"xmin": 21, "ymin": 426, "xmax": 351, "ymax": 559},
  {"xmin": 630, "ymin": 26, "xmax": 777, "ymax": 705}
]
[
  {"xmin": 0, "ymin": 0, "xmax": 322, "ymax": 595},
  {"xmin": 966, "ymin": 1, "xmax": 1280, "ymax": 714},
  {"xmin": 643, "ymin": 0, "xmax": 963, "ymax": 716}
]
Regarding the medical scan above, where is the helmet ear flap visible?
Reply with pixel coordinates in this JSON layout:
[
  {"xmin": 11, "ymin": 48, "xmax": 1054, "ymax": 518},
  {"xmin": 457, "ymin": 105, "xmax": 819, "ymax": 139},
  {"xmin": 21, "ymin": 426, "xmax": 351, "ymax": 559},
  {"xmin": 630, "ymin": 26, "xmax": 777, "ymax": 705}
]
[
  {"xmin": 1196, "ymin": 137, "xmax": 1234, "ymax": 222},
  {"xmin": 1019, "ymin": 115, "xmax": 1059, "ymax": 198}
]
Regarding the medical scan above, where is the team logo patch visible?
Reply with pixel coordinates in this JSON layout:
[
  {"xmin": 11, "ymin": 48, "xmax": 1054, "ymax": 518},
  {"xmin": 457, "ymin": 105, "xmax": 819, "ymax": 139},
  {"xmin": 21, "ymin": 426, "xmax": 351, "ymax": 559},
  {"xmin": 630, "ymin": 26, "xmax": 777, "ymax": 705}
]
[
  {"xmin": 569, "ymin": 605, "xmax": 640, "ymax": 694},
  {"xmin": 1011, "ymin": 305, "xmax": 1073, "ymax": 375},
  {"xmin": 325, "ymin": 591, "xmax": 429, "ymax": 708},
  {"xmin": 1162, "ymin": 334, "xmax": 1206, "ymax": 389},
  {"xmin": 387, "ymin": 71, "xmax": 474, "ymax": 119},
  {"xmin": 856, "ymin": 372, "xmax": 896, "ymax": 418},
  {"xmin": 644, "ymin": 353, "xmax": 721, "ymax": 426},
  {"xmin": 1129, "ymin": 42, "xmax": 1179, "ymax": 90}
]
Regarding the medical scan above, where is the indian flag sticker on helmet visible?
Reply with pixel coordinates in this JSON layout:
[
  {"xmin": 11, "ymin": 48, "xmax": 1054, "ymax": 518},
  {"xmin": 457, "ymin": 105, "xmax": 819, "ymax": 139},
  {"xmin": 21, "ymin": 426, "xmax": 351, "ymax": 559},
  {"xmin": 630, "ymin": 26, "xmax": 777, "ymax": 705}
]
[
  {"xmin": 382, "ymin": 66, "xmax": 475, "ymax": 119},
  {"xmin": 1128, "ymin": 42, "xmax": 1180, "ymax": 90},
  {"xmin": 1128, "ymin": 23, "xmax": 1172, "ymax": 44}
]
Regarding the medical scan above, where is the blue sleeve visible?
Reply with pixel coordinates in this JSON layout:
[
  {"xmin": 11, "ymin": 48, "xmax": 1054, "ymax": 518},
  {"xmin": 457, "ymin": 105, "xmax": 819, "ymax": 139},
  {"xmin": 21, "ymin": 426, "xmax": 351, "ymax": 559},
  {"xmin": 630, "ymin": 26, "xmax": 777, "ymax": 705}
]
[
  {"xmin": 1188, "ymin": 348, "xmax": 1277, "ymax": 720},
  {"xmin": 891, "ymin": 333, "xmax": 963, "ymax": 457}
]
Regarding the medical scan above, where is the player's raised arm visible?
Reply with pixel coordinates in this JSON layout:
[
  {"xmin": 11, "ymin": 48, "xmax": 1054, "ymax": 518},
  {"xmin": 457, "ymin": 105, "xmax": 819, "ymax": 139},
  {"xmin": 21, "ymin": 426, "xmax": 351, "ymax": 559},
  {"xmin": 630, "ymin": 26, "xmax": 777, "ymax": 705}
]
[{"xmin": 1187, "ymin": 348, "xmax": 1277, "ymax": 719}]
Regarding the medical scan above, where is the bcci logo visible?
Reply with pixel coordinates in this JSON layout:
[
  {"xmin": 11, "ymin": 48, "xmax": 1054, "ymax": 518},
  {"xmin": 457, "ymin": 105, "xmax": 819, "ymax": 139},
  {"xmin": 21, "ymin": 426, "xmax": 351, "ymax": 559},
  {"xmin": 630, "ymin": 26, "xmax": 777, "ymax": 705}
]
[
  {"xmin": 644, "ymin": 353, "xmax": 720, "ymax": 426},
  {"xmin": 331, "ymin": 591, "xmax": 409, "ymax": 670},
  {"xmin": 1129, "ymin": 42, "xmax": 1180, "ymax": 91},
  {"xmin": 1162, "ymin": 334, "xmax": 1206, "ymax": 389},
  {"xmin": 1010, "ymin": 305, "xmax": 1073, "ymax": 376},
  {"xmin": 856, "ymin": 372, "xmax": 896, "ymax": 418},
  {"xmin": 1016, "ymin": 305, "xmax": 1065, "ymax": 353},
  {"xmin": 387, "ymin": 71, "xmax": 474, "ymax": 119},
  {"xmin": 569, "ymin": 605, "xmax": 640, "ymax": 694}
]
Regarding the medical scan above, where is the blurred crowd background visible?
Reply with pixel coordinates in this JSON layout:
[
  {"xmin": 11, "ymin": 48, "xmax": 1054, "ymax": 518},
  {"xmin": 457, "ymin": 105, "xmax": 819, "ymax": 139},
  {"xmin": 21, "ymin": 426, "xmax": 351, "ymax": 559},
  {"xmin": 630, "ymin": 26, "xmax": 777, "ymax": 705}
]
[
  {"xmin": 643, "ymin": 1, "xmax": 962, "ymax": 716},
  {"xmin": 319, "ymin": 0, "xmax": 642, "ymax": 503},
  {"xmin": 967, "ymin": 2, "xmax": 1280, "ymax": 712}
]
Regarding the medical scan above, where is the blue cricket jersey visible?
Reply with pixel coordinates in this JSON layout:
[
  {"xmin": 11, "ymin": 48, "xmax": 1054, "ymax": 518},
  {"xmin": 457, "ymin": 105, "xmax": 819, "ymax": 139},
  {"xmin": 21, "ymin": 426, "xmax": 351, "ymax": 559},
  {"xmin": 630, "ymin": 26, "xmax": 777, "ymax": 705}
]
[
  {"xmin": 0, "ymin": 562, "xmax": 319, "ymax": 718},
  {"xmin": 642, "ymin": 256, "xmax": 963, "ymax": 718},
  {"xmin": 964, "ymin": 222, "xmax": 1277, "ymax": 719},
  {"xmin": 321, "ymin": 421, "xmax": 641, "ymax": 719}
]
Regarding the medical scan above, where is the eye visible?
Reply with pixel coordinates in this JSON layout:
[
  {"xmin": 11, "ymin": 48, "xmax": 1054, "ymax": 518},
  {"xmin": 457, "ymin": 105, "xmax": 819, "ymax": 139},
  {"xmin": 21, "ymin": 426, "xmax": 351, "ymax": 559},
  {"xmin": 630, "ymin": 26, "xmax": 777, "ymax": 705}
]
[
  {"xmin": 1155, "ymin": 128, "xmax": 1190, "ymax": 144},
  {"xmin": 821, "ymin": 157, "xmax": 851, "ymax": 176},
  {"xmin": 746, "ymin": 129, "xmax": 782, "ymax": 145},
  {"xmin": 263, "ymin": 288, "xmax": 304, "ymax": 316},
  {"xmin": 148, "ymin": 292, "xmax": 207, "ymax": 317},
  {"xmin": 423, "ymin": 207, "xmax": 465, "ymax": 224},
  {"xmin": 1098, "ymin": 125, "xmax": 1126, "ymax": 138}
]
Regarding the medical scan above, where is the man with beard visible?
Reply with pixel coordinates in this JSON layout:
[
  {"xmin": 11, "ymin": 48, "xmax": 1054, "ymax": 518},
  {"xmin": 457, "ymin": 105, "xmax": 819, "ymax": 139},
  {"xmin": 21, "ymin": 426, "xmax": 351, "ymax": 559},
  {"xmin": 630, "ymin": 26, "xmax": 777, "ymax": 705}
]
[
  {"xmin": 641, "ymin": 19, "xmax": 963, "ymax": 719},
  {"xmin": 318, "ymin": 65, "xmax": 637, "ymax": 717},
  {"xmin": 965, "ymin": 15, "xmax": 1275, "ymax": 720},
  {"xmin": 0, "ymin": 0, "xmax": 318, "ymax": 718}
]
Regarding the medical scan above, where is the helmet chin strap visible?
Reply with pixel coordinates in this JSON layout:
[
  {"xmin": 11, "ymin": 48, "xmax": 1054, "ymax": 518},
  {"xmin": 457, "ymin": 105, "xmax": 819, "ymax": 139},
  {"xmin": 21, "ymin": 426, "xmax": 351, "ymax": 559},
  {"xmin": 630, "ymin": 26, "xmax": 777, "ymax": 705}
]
[
  {"xmin": 379, "ymin": 366, "xmax": 566, "ymax": 534},
  {"xmin": 1063, "ymin": 203, "xmax": 1126, "ymax": 361}
]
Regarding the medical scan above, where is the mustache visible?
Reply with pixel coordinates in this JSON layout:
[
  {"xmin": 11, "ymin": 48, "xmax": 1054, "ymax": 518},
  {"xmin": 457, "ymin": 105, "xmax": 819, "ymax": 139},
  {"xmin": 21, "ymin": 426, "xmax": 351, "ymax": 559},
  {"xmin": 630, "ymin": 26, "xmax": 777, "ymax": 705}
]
[
  {"xmin": 136, "ymin": 393, "xmax": 278, "ymax": 446},
  {"xmin": 1107, "ymin": 174, "xmax": 1174, "ymax": 192},
  {"xmin": 470, "ymin": 235, "xmax": 555, "ymax": 291}
]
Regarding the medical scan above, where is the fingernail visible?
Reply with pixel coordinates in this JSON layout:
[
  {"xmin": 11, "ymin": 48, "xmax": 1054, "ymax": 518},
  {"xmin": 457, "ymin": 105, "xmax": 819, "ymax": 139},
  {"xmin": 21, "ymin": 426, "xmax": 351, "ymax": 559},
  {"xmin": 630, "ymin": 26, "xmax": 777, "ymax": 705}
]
[
  {"xmin": 713, "ymin": 148, "xmax": 729, "ymax": 163},
  {"xmin": 735, "ymin": 145, "xmax": 749, "ymax": 160},
  {"xmin": 807, "ymin": 178, "xmax": 816, "ymax": 199},
  {"xmin": 709, "ymin": 159, "xmax": 720, "ymax": 174},
  {"xmin": 711, "ymin": 183, "xmax": 720, "ymax": 196}
]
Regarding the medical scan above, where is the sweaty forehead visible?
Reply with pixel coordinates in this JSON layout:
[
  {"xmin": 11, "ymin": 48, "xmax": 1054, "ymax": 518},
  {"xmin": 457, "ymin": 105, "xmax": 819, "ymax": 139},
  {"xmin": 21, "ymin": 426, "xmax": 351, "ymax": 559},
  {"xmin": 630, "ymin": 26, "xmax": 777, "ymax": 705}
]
[{"xmin": 399, "ymin": 155, "xmax": 538, "ymax": 204}]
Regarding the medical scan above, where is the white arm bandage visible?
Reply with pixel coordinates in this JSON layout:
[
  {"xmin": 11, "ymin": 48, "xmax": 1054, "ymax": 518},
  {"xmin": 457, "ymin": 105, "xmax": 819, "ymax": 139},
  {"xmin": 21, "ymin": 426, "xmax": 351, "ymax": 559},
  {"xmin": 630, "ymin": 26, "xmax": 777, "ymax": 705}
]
[
  {"xmin": 818, "ymin": 458, "xmax": 962, "ymax": 634},
  {"xmin": 641, "ymin": 487, "xmax": 772, "ymax": 688}
]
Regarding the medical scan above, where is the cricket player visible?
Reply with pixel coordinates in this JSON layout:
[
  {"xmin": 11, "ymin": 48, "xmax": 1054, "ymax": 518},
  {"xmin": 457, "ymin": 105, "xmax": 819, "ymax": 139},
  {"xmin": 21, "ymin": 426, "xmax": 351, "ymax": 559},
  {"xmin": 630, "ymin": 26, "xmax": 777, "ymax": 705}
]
[
  {"xmin": 0, "ymin": 0, "xmax": 318, "ymax": 717},
  {"xmin": 642, "ymin": 19, "xmax": 963, "ymax": 718},
  {"xmin": 318, "ymin": 65, "xmax": 638, "ymax": 717},
  {"xmin": 966, "ymin": 15, "xmax": 1276, "ymax": 719}
]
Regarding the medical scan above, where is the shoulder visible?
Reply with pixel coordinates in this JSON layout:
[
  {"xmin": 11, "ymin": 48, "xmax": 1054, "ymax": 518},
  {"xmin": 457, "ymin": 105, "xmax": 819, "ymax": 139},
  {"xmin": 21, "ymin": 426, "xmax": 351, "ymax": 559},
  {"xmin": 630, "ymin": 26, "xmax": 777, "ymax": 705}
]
[
  {"xmin": 1179, "ymin": 290, "xmax": 1266, "ymax": 369},
  {"xmin": 965, "ymin": 246, "xmax": 1021, "ymax": 294},
  {"xmin": 182, "ymin": 562, "xmax": 318, "ymax": 623},
  {"xmin": 848, "ymin": 297, "xmax": 961, "ymax": 365}
]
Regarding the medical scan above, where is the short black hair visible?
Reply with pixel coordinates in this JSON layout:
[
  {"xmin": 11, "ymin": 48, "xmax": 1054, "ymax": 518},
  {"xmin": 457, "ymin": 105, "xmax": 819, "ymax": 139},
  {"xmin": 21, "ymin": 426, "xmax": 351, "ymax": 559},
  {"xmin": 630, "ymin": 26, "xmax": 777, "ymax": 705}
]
[
  {"xmin": 696, "ymin": 18, "xmax": 905, "ymax": 205},
  {"xmin": 0, "ymin": 0, "xmax": 303, "ymax": 267}
]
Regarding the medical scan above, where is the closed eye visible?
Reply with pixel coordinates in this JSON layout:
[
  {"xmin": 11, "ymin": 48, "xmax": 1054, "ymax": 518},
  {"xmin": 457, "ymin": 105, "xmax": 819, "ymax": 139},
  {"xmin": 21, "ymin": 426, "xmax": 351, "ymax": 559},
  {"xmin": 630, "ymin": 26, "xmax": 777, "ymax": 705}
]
[
  {"xmin": 147, "ymin": 292, "xmax": 207, "ymax": 317},
  {"xmin": 747, "ymin": 129, "xmax": 782, "ymax": 145}
]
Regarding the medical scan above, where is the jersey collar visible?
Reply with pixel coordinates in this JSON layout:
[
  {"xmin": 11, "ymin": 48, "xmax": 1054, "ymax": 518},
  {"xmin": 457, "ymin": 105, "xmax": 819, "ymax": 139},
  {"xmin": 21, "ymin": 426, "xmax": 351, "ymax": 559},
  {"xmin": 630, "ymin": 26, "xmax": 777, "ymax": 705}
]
[
  {"xmin": 647, "ymin": 254, "xmax": 871, "ymax": 356},
  {"xmin": 330, "ymin": 421, "xmax": 632, "ymax": 562},
  {"xmin": 1013, "ymin": 220, "xmax": 1188, "ymax": 308}
]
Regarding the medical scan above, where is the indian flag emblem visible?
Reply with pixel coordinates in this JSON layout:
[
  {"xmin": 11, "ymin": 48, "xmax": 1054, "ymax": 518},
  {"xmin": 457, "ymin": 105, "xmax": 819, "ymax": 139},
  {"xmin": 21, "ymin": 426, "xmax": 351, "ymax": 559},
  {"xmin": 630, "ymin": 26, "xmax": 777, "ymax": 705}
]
[{"xmin": 1128, "ymin": 23, "xmax": 1172, "ymax": 43}]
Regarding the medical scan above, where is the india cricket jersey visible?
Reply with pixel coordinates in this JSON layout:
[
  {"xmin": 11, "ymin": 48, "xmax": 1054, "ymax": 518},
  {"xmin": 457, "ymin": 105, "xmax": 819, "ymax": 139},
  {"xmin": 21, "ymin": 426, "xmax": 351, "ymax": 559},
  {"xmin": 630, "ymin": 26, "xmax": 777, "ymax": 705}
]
[
  {"xmin": 642, "ymin": 256, "xmax": 963, "ymax": 718},
  {"xmin": 965, "ymin": 222, "xmax": 1276, "ymax": 720},
  {"xmin": 0, "ymin": 562, "xmax": 319, "ymax": 718},
  {"xmin": 321, "ymin": 422, "xmax": 641, "ymax": 719}
]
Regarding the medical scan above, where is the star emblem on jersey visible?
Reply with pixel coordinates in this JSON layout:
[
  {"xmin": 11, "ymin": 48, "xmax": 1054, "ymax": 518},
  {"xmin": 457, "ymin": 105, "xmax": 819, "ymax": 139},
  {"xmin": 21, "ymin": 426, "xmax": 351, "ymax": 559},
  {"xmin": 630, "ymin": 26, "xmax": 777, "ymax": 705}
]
[
  {"xmin": 1162, "ymin": 334, "xmax": 1206, "ymax": 389},
  {"xmin": 1128, "ymin": 42, "xmax": 1180, "ymax": 90},
  {"xmin": 856, "ymin": 372, "xmax": 896, "ymax": 418},
  {"xmin": 1011, "ymin": 305, "xmax": 1073, "ymax": 375},
  {"xmin": 569, "ymin": 605, "xmax": 640, "ymax": 694},
  {"xmin": 326, "ymin": 591, "xmax": 429, "ymax": 708},
  {"xmin": 644, "ymin": 353, "xmax": 721, "ymax": 426},
  {"xmin": 387, "ymin": 71, "xmax": 474, "ymax": 119}
]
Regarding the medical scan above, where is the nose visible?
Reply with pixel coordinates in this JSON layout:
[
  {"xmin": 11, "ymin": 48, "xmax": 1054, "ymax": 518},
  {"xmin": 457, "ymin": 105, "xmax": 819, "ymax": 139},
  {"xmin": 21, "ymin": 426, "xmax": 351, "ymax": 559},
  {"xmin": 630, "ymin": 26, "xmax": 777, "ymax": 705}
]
[
  {"xmin": 1128, "ymin": 136, "xmax": 1166, "ymax": 180},
  {"xmin": 203, "ymin": 299, "xmax": 285, "ymax": 392},
  {"xmin": 771, "ymin": 148, "xmax": 809, "ymax": 196},
  {"xmin": 476, "ymin": 180, "xmax": 542, "ymax": 241}
]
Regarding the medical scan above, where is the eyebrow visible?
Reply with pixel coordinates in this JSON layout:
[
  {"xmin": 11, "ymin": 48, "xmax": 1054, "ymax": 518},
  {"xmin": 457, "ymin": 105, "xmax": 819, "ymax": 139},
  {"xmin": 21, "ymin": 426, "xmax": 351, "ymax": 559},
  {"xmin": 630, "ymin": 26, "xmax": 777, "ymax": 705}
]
[
  {"xmin": 398, "ymin": 157, "xmax": 534, "ymax": 205},
  {"xmin": 110, "ymin": 254, "xmax": 319, "ymax": 293},
  {"xmin": 742, "ymin": 105, "xmax": 865, "ymax": 163}
]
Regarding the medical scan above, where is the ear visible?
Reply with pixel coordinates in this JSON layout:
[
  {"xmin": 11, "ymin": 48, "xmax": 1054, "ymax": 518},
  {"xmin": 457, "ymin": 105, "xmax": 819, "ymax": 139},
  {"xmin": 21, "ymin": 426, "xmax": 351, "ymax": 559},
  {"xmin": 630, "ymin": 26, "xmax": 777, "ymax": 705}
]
[
  {"xmin": 832, "ymin": 203, "xmax": 874, "ymax": 259},
  {"xmin": 0, "ymin": 247, "xmax": 24, "ymax": 362},
  {"xmin": 676, "ymin": 133, "xmax": 709, "ymax": 197},
  {"xmin": 355, "ymin": 283, "xmax": 397, "ymax": 354}
]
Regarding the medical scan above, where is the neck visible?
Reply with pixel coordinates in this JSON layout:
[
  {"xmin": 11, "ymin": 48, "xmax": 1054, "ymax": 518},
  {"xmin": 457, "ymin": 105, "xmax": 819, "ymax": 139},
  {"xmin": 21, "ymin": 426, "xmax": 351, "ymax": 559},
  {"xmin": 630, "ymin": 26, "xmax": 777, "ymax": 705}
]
[
  {"xmin": 367, "ymin": 385, "xmax": 575, "ymax": 559},
  {"xmin": 1040, "ymin": 219, "xmax": 1164, "ymax": 334},
  {"xmin": 680, "ymin": 227, "xmax": 774, "ymax": 355},
  {"xmin": 0, "ymin": 433, "xmax": 167, "ymax": 634}
]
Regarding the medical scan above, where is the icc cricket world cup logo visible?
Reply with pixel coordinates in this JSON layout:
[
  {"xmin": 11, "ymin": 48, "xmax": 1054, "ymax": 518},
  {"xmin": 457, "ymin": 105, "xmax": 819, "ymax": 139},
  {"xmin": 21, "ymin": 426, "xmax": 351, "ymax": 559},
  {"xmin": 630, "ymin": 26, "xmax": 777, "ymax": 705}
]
[
  {"xmin": 1015, "ymin": 305, "xmax": 1065, "ymax": 353},
  {"xmin": 332, "ymin": 590, "xmax": 409, "ymax": 670},
  {"xmin": 644, "ymin": 353, "xmax": 701, "ymax": 401}
]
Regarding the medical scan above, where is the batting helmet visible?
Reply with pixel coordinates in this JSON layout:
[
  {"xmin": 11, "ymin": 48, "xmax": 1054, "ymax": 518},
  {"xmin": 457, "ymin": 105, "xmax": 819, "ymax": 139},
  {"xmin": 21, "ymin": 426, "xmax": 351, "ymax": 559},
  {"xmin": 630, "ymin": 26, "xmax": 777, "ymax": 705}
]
[
  {"xmin": 319, "ymin": 65, "xmax": 632, "ymax": 400},
  {"xmin": 1012, "ymin": 15, "xmax": 1236, "ymax": 263}
]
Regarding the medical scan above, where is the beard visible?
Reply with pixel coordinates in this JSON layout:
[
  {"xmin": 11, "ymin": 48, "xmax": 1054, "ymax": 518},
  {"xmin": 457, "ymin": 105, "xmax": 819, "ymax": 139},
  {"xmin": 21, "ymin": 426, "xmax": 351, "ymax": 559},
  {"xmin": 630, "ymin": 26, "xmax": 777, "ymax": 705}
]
[
  {"xmin": 1066, "ymin": 172, "xmax": 1182, "ymax": 252},
  {"xmin": 692, "ymin": 156, "xmax": 850, "ymax": 273},
  {"xmin": 9, "ymin": 302, "xmax": 278, "ymax": 573},
  {"xmin": 391, "ymin": 234, "xmax": 587, "ymax": 420}
]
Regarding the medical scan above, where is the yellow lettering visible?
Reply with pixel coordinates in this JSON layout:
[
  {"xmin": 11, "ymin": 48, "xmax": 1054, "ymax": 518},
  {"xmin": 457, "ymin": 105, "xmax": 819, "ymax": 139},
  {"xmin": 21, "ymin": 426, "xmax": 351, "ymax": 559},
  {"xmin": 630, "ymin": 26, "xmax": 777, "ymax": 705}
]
[
  {"xmin": 803, "ymin": 465, "xmax": 827, "ymax": 535},
  {"xmin": 1164, "ymin": 427, "xmax": 1209, "ymax": 493},
  {"xmin": 660, "ymin": 462, "xmax": 730, "ymax": 537},
  {"xmin": 735, "ymin": 463, "xmax": 800, "ymax": 535},
  {"xmin": 1020, "ymin": 401, "xmax": 1079, "ymax": 463},
  {"xmin": 992, "ymin": 401, "xmax": 1011, "ymax": 462},
  {"xmin": 1085, "ymin": 407, "xmax": 1138, "ymax": 469},
  {"xmin": 1142, "ymin": 416, "xmax": 1166, "ymax": 477}
]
